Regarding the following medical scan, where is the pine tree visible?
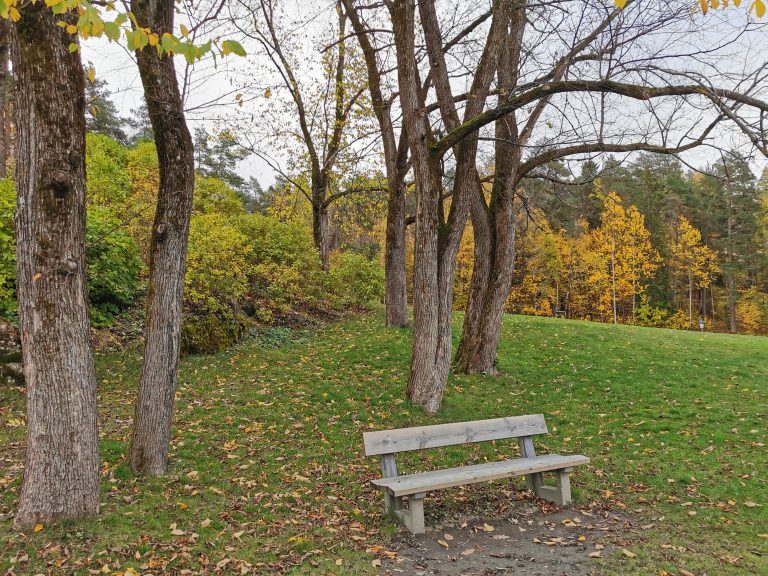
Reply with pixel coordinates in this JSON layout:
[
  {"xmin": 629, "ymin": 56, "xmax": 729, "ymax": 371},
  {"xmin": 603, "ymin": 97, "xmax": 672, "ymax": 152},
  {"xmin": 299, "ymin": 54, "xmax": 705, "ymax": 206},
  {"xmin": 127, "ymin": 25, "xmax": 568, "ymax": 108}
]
[{"xmin": 84, "ymin": 75, "xmax": 127, "ymax": 144}]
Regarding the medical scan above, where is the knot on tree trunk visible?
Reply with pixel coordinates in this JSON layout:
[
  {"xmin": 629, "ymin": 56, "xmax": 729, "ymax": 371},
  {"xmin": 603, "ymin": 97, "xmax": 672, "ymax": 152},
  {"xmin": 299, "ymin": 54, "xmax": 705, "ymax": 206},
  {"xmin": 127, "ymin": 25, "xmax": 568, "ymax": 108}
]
[
  {"xmin": 56, "ymin": 258, "xmax": 78, "ymax": 276},
  {"xmin": 49, "ymin": 170, "xmax": 71, "ymax": 197}
]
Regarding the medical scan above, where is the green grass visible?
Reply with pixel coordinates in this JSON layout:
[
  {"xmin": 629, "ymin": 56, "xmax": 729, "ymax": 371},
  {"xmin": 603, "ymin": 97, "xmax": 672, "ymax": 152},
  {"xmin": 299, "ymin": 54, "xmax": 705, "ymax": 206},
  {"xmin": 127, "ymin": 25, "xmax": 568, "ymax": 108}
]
[{"xmin": 1, "ymin": 311, "xmax": 766, "ymax": 574}]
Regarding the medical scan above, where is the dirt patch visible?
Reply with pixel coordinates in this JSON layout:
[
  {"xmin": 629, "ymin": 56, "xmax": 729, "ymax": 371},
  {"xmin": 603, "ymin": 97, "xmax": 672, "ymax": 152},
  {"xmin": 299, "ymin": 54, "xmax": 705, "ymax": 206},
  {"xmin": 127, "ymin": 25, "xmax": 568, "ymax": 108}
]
[{"xmin": 379, "ymin": 499, "xmax": 632, "ymax": 576}]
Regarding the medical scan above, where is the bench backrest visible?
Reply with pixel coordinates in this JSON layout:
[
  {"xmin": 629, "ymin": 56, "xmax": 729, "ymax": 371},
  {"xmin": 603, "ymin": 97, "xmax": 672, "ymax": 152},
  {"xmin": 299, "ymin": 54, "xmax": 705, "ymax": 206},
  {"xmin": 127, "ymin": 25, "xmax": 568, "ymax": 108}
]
[{"xmin": 363, "ymin": 414, "xmax": 548, "ymax": 456}]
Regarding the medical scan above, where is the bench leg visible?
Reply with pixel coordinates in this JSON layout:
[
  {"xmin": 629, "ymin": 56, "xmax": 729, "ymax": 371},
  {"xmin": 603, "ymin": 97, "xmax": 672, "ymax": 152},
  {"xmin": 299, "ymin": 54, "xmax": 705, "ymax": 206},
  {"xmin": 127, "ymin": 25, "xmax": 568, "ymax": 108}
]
[
  {"xmin": 534, "ymin": 468, "xmax": 572, "ymax": 507},
  {"xmin": 404, "ymin": 494, "xmax": 426, "ymax": 534},
  {"xmin": 384, "ymin": 490, "xmax": 403, "ymax": 516},
  {"xmin": 525, "ymin": 472, "xmax": 543, "ymax": 492},
  {"xmin": 393, "ymin": 493, "xmax": 426, "ymax": 534}
]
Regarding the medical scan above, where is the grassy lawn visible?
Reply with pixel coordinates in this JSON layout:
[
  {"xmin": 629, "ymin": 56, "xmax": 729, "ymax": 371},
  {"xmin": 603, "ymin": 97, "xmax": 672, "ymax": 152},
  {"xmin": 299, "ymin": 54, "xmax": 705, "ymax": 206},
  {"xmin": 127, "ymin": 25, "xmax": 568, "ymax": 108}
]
[{"xmin": 1, "ymin": 312, "xmax": 766, "ymax": 574}]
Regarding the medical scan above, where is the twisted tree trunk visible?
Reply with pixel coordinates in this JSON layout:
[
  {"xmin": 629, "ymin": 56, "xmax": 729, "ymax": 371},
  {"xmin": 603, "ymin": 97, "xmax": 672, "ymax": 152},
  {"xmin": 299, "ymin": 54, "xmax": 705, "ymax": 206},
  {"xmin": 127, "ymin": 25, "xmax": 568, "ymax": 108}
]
[
  {"xmin": 455, "ymin": 5, "xmax": 523, "ymax": 375},
  {"xmin": 392, "ymin": 0, "xmax": 506, "ymax": 411},
  {"xmin": 11, "ymin": 4, "xmax": 99, "ymax": 529},
  {"xmin": 129, "ymin": 0, "xmax": 195, "ymax": 475}
]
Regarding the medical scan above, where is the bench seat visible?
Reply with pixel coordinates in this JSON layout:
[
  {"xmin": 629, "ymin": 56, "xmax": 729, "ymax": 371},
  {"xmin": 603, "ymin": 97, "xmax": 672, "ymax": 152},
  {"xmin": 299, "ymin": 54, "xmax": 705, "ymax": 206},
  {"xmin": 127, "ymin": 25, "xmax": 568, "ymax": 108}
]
[
  {"xmin": 371, "ymin": 453, "xmax": 589, "ymax": 497},
  {"xmin": 363, "ymin": 415, "xmax": 590, "ymax": 533}
]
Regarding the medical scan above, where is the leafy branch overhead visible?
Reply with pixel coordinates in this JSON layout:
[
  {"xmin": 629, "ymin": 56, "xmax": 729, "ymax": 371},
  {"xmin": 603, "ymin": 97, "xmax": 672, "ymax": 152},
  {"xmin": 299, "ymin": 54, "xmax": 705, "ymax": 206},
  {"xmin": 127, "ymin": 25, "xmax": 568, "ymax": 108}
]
[
  {"xmin": 614, "ymin": 0, "xmax": 766, "ymax": 17},
  {"xmin": 0, "ymin": 0, "xmax": 247, "ymax": 63}
]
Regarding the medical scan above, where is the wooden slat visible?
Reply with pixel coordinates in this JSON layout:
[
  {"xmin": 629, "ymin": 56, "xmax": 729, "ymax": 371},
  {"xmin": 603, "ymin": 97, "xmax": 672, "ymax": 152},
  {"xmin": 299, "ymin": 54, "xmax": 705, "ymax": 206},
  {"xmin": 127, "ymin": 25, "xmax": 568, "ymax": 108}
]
[
  {"xmin": 370, "ymin": 454, "xmax": 589, "ymax": 497},
  {"xmin": 363, "ymin": 414, "xmax": 548, "ymax": 456}
]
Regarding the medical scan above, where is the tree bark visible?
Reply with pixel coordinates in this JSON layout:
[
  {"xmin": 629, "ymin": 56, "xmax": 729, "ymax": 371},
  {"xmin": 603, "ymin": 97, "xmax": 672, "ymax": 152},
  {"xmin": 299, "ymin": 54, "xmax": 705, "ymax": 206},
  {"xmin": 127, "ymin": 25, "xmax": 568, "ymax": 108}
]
[
  {"xmin": 392, "ymin": 0, "xmax": 506, "ymax": 410},
  {"xmin": 0, "ymin": 22, "xmax": 9, "ymax": 178},
  {"xmin": 11, "ymin": 4, "xmax": 100, "ymax": 529},
  {"xmin": 342, "ymin": 0, "xmax": 410, "ymax": 327},
  {"xmin": 455, "ymin": 3, "xmax": 524, "ymax": 375},
  {"xmin": 384, "ymin": 172, "xmax": 409, "ymax": 326},
  {"xmin": 129, "ymin": 0, "xmax": 195, "ymax": 475},
  {"xmin": 312, "ymin": 199, "xmax": 331, "ymax": 272}
]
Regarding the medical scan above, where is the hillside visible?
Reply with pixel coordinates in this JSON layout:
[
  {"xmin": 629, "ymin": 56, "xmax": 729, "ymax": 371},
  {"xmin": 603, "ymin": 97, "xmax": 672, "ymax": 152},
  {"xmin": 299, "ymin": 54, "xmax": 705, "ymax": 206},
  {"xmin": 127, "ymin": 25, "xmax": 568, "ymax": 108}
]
[{"xmin": 1, "ymin": 313, "xmax": 766, "ymax": 575}]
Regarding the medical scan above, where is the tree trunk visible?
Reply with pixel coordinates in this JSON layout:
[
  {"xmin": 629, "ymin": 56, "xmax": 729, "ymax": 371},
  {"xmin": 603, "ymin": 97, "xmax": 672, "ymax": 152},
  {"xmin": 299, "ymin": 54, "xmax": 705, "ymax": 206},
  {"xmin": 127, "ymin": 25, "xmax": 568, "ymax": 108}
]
[
  {"xmin": 312, "ymin": 200, "xmax": 331, "ymax": 272},
  {"xmin": 688, "ymin": 272, "xmax": 693, "ymax": 329},
  {"xmin": 0, "ymin": 23, "xmax": 9, "ymax": 178},
  {"xmin": 342, "ymin": 0, "xmax": 409, "ymax": 327},
  {"xmin": 394, "ymin": 0, "xmax": 506, "ymax": 407},
  {"xmin": 391, "ymin": 0, "xmax": 451, "ymax": 412},
  {"xmin": 725, "ymin": 181, "xmax": 737, "ymax": 332},
  {"xmin": 11, "ymin": 4, "xmax": 100, "ymax": 529},
  {"xmin": 455, "ymin": 3, "xmax": 523, "ymax": 375},
  {"xmin": 384, "ymin": 175, "xmax": 409, "ymax": 326},
  {"xmin": 129, "ymin": 0, "xmax": 195, "ymax": 475}
]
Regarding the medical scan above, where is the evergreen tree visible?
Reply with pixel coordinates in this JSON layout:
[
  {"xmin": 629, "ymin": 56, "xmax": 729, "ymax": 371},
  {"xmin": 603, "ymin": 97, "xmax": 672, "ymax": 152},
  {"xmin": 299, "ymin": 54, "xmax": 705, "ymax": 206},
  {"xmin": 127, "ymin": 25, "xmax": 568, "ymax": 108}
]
[
  {"xmin": 85, "ymin": 75, "xmax": 127, "ymax": 144},
  {"xmin": 193, "ymin": 127, "xmax": 249, "ymax": 192},
  {"xmin": 126, "ymin": 103, "xmax": 154, "ymax": 146}
]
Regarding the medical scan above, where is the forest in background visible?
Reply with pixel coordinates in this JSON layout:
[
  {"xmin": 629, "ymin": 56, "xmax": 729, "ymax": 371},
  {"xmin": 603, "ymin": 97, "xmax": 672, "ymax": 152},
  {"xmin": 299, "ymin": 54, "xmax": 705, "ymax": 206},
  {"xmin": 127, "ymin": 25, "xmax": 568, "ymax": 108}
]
[{"xmin": 1, "ymin": 78, "xmax": 767, "ymax": 344}]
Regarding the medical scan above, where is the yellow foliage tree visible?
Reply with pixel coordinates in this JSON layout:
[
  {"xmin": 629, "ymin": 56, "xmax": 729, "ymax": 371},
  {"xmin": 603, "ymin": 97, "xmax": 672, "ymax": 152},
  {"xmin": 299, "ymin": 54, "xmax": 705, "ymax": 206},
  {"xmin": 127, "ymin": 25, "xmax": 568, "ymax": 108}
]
[
  {"xmin": 669, "ymin": 215, "xmax": 719, "ymax": 327},
  {"xmin": 588, "ymin": 192, "xmax": 659, "ymax": 323}
]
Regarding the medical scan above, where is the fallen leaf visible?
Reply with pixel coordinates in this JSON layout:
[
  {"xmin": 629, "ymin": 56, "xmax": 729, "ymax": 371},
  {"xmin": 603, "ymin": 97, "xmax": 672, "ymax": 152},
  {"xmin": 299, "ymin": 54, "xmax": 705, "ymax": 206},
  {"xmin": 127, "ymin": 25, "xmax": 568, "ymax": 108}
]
[
  {"xmin": 200, "ymin": 518, "xmax": 211, "ymax": 528},
  {"xmin": 443, "ymin": 533, "xmax": 454, "ymax": 541},
  {"xmin": 622, "ymin": 549, "xmax": 636, "ymax": 558},
  {"xmin": 678, "ymin": 569, "xmax": 695, "ymax": 576},
  {"xmin": 744, "ymin": 501, "xmax": 759, "ymax": 508},
  {"xmin": 482, "ymin": 523, "xmax": 494, "ymax": 532},
  {"xmin": 169, "ymin": 523, "xmax": 185, "ymax": 536},
  {"xmin": 461, "ymin": 548, "xmax": 476, "ymax": 556},
  {"xmin": 33, "ymin": 523, "xmax": 44, "ymax": 533},
  {"xmin": 437, "ymin": 539, "xmax": 449, "ymax": 548},
  {"xmin": 335, "ymin": 558, "xmax": 342, "ymax": 566},
  {"xmin": 372, "ymin": 559, "xmax": 382, "ymax": 567},
  {"xmin": 589, "ymin": 551, "xmax": 601, "ymax": 558}
]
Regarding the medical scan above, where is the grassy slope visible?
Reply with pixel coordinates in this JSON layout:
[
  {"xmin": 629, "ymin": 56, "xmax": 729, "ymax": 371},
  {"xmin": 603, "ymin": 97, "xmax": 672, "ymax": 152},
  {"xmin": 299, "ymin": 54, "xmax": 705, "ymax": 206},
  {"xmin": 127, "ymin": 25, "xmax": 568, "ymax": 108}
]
[{"xmin": 0, "ymin": 313, "xmax": 766, "ymax": 575}]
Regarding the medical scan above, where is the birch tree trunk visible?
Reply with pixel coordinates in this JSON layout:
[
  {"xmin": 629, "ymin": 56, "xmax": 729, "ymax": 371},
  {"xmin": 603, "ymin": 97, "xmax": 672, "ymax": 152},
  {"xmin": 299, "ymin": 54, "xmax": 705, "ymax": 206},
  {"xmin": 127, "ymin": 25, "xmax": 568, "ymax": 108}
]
[
  {"xmin": 129, "ymin": 0, "xmax": 195, "ymax": 475},
  {"xmin": 11, "ymin": 4, "xmax": 100, "ymax": 529}
]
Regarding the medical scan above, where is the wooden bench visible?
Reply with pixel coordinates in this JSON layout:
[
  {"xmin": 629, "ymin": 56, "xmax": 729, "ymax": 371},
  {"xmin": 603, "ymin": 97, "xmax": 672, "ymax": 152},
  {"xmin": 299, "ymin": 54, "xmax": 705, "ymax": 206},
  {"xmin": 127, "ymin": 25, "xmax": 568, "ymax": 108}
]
[{"xmin": 363, "ymin": 414, "xmax": 589, "ymax": 534}]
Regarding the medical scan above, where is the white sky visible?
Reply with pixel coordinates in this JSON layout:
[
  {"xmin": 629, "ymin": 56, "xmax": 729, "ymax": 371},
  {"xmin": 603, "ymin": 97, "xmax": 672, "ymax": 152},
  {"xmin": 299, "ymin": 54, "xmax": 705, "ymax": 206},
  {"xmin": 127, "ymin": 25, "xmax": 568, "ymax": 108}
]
[{"xmin": 81, "ymin": 2, "xmax": 768, "ymax": 189}]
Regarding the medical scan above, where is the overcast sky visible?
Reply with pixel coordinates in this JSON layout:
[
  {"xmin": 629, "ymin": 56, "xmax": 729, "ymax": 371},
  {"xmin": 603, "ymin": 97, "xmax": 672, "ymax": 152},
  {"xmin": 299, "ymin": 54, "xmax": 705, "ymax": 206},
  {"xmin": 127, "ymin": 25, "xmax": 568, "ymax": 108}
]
[{"xmin": 81, "ymin": 2, "xmax": 768, "ymax": 189}]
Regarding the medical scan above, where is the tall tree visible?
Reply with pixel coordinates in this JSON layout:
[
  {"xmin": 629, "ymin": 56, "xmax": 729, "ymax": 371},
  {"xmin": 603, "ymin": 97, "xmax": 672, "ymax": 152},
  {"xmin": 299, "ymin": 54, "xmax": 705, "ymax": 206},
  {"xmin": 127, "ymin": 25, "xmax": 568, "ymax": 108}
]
[
  {"xmin": 85, "ymin": 76, "xmax": 128, "ymax": 144},
  {"xmin": 669, "ymin": 215, "xmax": 718, "ymax": 327},
  {"xmin": 129, "ymin": 0, "xmax": 196, "ymax": 475},
  {"xmin": 342, "ymin": 0, "xmax": 409, "ymax": 327},
  {"xmin": 10, "ymin": 3, "xmax": 99, "ymax": 528},
  {"xmin": 235, "ymin": 0, "xmax": 373, "ymax": 271},
  {"xmin": 391, "ymin": 0, "xmax": 507, "ymax": 411}
]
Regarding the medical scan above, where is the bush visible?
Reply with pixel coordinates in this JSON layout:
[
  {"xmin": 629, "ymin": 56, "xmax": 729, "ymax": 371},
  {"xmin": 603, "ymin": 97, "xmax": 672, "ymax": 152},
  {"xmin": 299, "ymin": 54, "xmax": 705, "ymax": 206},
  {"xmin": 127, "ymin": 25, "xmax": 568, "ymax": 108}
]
[
  {"xmin": 632, "ymin": 294, "xmax": 668, "ymax": 328},
  {"xmin": 0, "ymin": 179, "xmax": 15, "ymax": 318},
  {"xmin": 183, "ymin": 213, "xmax": 253, "ymax": 353},
  {"xmin": 736, "ymin": 288, "xmax": 768, "ymax": 335},
  {"xmin": 329, "ymin": 252, "xmax": 384, "ymax": 306},
  {"xmin": 234, "ymin": 213, "xmax": 323, "ymax": 313},
  {"xmin": 194, "ymin": 176, "xmax": 246, "ymax": 217},
  {"xmin": 86, "ymin": 206, "xmax": 144, "ymax": 326}
]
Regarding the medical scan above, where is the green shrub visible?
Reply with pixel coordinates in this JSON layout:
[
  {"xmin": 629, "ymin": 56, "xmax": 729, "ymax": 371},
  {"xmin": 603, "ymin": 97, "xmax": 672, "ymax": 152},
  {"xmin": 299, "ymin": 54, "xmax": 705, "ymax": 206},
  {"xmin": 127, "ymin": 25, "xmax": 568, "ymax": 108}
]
[
  {"xmin": 329, "ymin": 252, "xmax": 384, "ymax": 306},
  {"xmin": 183, "ymin": 213, "xmax": 253, "ymax": 353},
  {"xmin": 234, "ymin": 214, "xmax": 323, "ymax": 312},
  {"xmin": 632, "ymin": 294, "xmax": 668, "ymax": 328},
  {"xmin": 86, "ymin": 133, "xmax": 131, "ymax": 208},
  {"xmin": 86, "ymin": 206, "xmax": 144, "ymax": 326},
  {"xmin": 194, "ymin": 176, "xmax": 246, "ymax": 217},
  {"xmin": 0, "ymin": 178, "xmax": 15, "ymax": 319}
]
